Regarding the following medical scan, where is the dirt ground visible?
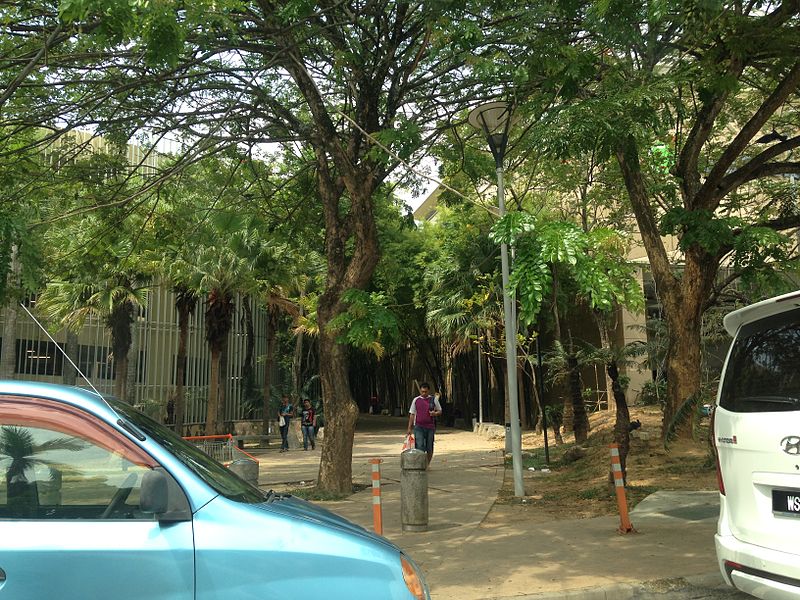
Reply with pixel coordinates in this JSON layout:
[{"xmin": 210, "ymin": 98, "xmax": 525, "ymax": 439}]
[{"xmin": 484, "ymin": 405, "xmax": 718, "ymax": 525}]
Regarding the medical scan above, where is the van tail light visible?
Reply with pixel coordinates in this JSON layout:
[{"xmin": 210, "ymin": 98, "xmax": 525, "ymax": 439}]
[
  {"xmin": 724, "ymin": 560, "xmax": 744, "ymax": 581},
  {"xmin": 710, "ymin": 407, "xmax": 726, "ymax": 495}
]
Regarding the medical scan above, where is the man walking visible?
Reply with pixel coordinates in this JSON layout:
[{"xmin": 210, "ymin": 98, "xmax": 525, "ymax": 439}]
[{"xmin": 406, "ymin": 382, "xmax": 442, "ymax": 465}]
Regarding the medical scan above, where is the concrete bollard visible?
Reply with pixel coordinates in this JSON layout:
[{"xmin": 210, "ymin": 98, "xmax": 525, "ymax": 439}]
[
  {"xmin": 228, "ymin": 458, "xmax": 259, "ymax": 487},
  {"xmin": 401, "ymin": 449, "xmax": 428, "ymax": 532}
]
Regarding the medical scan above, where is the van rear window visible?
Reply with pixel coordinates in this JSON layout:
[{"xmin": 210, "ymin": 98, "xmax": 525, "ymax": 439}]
[{"xmin": 720, "ymin": 307, "xmax": 800, "ymax": 413}]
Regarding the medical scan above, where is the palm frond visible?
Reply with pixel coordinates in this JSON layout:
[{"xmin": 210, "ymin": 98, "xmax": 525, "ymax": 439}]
[{"xmin": 664, "ymin": 391, "xmax": 703, "ymax": 446}]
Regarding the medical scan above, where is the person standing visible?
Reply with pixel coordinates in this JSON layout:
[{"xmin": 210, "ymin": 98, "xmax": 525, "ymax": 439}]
[
  {"xmin": 406, "ymin": 382, "xmax": 442, "ymax": 465},
  {"xmin": 278, "ymin": 396, "xmax": 294, "ymax": 453},
  {"xmin": 300, "ymin": 399, "xmax": 316, "ymax": 450}
]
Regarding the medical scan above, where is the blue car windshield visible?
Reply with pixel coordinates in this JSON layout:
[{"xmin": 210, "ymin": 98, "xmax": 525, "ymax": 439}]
[{"xmin": 110, "ymin": 400, "xmax": 265, "ymax": 504}]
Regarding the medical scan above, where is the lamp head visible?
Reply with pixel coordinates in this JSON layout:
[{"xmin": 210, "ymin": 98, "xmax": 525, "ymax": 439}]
[
  {"xmin": 468, "ymin": 101, "xmax": 511, "ymax": 135},
  {"xmin": 468, "ymin": 101, "xmax": 512, "ymax": 168}
]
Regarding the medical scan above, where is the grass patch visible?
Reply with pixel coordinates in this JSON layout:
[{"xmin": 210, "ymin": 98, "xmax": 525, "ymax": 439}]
[
  {"xmin": 286, "ymin": 482, "xmax": 369, "ymax": 502},
  {"xmin": 510, "ymin": 446, "xmax": 565, "ymax": 471},
  {"xmin": 495, "ymin": 405, "xmax": 719, "ymax": 520},
  {"xmin": 661, "ymin": 461, "xmax": 713, "ymax": 475},
  {"xmin": 577, "ymin": 486, "xmax": 606, "ymax": 500}
]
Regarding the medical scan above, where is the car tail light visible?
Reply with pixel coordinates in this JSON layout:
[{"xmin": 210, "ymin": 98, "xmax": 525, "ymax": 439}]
[{"xmin": 710, "ymin": 407, "xmax": 726, "ymax": 495}]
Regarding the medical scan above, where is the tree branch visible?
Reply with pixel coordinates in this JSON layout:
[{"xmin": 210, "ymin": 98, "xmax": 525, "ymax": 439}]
[
  {"xmin": 616, "ymin": 136, "xmax": 679, "ymax": 297},
  {"xmin": 696, "ymin": 61, "xmax": 800, "ymax": 209},
  {"xmin": 714, "ymin": 130, "xmax": 800, "ymax": 193},
  {"xmin": 0, "ymin": 23, "xmax": 63, "ymax": 109}
]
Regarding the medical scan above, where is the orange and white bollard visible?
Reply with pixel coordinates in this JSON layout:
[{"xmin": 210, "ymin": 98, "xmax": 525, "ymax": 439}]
[
  {"xmin": 370, "ymin": 458, "xmax": 383, "ymax": 535},
  {"xmin": 610, "ymin": 443, "xmax": 636, "ymax": 534}
]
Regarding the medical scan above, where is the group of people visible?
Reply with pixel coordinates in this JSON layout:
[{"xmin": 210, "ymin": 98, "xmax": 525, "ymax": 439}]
[
  {"xmin": 277, "ymin": 395, "xmax": 317, "ymax": 452},
  {"xmin": 277, "ymin": 382, "xmax": 443, "ymax": 466}
]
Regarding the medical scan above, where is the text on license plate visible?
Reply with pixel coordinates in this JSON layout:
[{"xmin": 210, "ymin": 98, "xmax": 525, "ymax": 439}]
[{"xmin": 772, "ymin": 489, "xmax": 800, "ymax": 515}]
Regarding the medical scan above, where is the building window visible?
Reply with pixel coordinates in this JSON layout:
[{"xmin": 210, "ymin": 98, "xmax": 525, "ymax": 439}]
[
  {"xmin": 15, "ymin": 340, "xmax": 64, "ymax": 377},
  {"xmin": 77, "ymin": 345, "xmax": 116, "ymax": 381}
]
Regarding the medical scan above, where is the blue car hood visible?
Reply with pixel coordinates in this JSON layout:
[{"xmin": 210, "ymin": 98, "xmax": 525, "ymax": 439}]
[{"xmin": 252, "ymin": 495, "xmax": 397, "ymax": 551}]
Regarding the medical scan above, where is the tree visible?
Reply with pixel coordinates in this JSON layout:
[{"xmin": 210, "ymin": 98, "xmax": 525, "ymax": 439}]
[
  {"xmin": 160, "ymin": 210, "xmax": 283, "ymax": 434},
  {"xmin": 507, "ymin": 0, "xmax": 800, "ymax": 436},
  {"xmin": 16, "ymin": 0, "xmax": 496, "ymax": 493},
  {"xmin": 37, "ymin": 266, "xmax": 149, "ymax": 402},
  {"xmin": 493, "ymin": 214, "xmax": 643, "ymax": 443},
  {"xmin": 0, "ymin": 129, "xmax": 49, "ymax": 379},
  {"xmin": 36, "ymin": 162, "xmax": 152, "ymax": 403}
]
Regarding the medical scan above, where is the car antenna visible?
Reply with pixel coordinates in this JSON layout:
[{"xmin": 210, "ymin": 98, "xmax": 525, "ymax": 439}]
[{"xmin": 18, "ymin": 301, "xmax": 106, "ymax": 400}]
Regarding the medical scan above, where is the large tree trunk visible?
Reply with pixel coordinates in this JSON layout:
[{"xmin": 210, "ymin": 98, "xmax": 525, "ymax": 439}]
[
  {"xmin": 616, "ymin": 137, "xmax": 717, "ymax": 440},
  {"xmin": 662, "ymin": 306, "xmax": 704, "ymax": 438},
  {"xmin": 312, "ymin": 173, "xmax": 379, "ymax": 493},
  {"xmin": 660, "ymin": 249, "xmax": 714, "ymax": 438},
  {"xmin": 316, "ymin": 329, "xmax": 359, "ymax": 494},
  {"xmin": 125, "ymin": 322, "xmax": 138, "ymax": 404},
  {"xmin": 1, "ymin": 302, "xmax": 18, "ymax": 379},
  {"xmin": 241, "ymin": 295, "xmax": 256, "ymax": 415},
  {"xmin": 204, "ymin": 290, "xmax": 234, "ymax": 435}
]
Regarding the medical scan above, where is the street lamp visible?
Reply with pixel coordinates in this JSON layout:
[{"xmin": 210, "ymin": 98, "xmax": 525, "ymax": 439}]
[{"xmin": 468, "ymin": 101, "xmax": 524, "ymax": 497}]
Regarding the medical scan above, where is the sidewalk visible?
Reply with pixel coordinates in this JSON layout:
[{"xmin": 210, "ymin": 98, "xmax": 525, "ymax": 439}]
[{"xmin": 251, "ymin": 416, "xmax": 727, "ymax": 600}]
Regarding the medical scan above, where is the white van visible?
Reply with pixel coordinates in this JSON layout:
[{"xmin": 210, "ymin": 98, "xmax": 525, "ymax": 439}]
[{"xmin": 713, "ymin": 290, "xmax": 800, "ymax": 599}]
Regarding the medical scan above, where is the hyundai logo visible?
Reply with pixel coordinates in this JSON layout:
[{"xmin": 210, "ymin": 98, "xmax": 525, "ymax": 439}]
[{"xmin": 780, "ymin": 436, "xmax": 800, "ymax": 455}]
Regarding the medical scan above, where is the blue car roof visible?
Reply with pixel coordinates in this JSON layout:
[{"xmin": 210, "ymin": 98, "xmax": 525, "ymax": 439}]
[{"xmin": 0, "ymin": 380, "xmax": 119, "ymax": 422}]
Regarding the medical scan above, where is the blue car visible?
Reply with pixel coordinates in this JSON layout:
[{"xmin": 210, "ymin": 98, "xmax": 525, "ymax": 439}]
[{"xmin": 0, "ymin": 381, "xmax": 429, "ymax": 599}]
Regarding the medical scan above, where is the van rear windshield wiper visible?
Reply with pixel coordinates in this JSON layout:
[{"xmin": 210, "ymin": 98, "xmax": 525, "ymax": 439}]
[{"xmin": 738, "ymin": 395, "xmax": 800, "ymax": 405}]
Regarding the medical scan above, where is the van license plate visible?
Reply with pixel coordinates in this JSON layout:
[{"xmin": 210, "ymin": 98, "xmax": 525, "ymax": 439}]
[{"xmin": 772, "ymin": 490, "xmax": 800, "ymax": 516}]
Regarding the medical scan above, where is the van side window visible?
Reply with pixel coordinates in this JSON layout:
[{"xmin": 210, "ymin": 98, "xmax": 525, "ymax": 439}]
[{"xmin": 720, "ymin": 308, "xmax": 800, "ymax": 413}]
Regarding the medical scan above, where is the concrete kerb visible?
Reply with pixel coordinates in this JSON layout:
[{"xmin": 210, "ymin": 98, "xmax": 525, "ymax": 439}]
[{"xmin": 481, "ymin": 573, "xmax": 727, "ymax": 600}]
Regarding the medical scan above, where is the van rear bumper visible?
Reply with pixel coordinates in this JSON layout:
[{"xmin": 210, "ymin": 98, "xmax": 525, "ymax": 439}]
[{"xmin": 716, "ymin": 533, "xmax": 800, "ymax": 599}]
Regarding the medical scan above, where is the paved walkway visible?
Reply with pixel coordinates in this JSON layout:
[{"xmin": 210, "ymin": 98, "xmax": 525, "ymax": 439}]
[{"xmin": 249, "ymin": 416, "xmax": 729, "ymax": 600}]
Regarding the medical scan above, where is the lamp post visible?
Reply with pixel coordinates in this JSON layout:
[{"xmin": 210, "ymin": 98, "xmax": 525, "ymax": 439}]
[{"xmin": 468, "ymin": 101, "xmax": 524, "ymax": 497}]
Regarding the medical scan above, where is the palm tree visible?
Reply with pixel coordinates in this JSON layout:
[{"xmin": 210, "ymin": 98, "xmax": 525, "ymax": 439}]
[
  {"xmin": 193, "ymin": 215, "xmax": 290, "ymax": 434},
  {"xmin": 0, "ymin": 426, "xmax": 85, "ymax": 516},
  {"xmin": 37, "ymin": 272, "xmax": 148, "ymax": 402},
  {"xmin": 423, "ymin": 211, "xmax": 507, "ymax": 425},
  {"xmin": 201, "ymin": 267, "xmax": 238, "ymax": 435}
]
